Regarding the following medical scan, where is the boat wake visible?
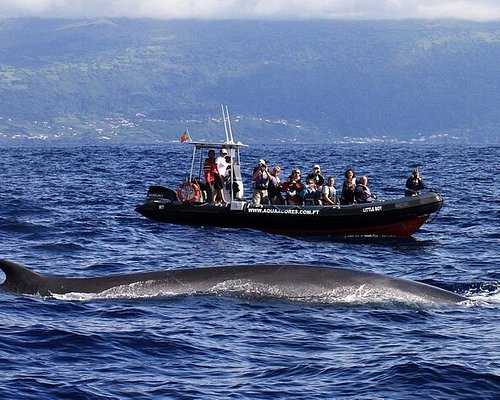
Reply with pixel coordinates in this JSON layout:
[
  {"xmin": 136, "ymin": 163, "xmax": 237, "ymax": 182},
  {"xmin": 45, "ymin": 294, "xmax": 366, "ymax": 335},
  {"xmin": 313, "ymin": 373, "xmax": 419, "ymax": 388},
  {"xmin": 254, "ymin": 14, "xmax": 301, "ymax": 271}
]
[{"xmin": 466, "ymin": 283, "xmax": 500, "ymax": 305}]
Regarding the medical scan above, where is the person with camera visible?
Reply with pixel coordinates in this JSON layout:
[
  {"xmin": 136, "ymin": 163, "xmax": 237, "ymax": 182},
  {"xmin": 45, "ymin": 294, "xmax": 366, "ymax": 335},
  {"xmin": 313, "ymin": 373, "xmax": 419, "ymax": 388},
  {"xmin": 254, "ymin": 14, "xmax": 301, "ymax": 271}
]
[
  {"xmin": 306, "ymin": 164, "xmax": 325, "ymax": 188},
  {"xmin": 252, "ymin": 159, "xmax": 272, "ymax": 204},
  {"xmin": 283, "ymin": 168, "xmax": 305, "ymax": 205},
  {"xmin": 405, "ymin": 169, "xmax": 425, "ymax": 196}
]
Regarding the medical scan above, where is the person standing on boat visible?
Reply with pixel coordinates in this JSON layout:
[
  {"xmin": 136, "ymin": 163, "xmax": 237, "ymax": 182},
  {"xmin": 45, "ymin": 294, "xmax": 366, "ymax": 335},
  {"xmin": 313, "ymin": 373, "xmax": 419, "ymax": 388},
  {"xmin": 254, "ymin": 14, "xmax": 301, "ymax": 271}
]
[
  {"xmin": 355, "ymin": 176, "xmax": 378, "ymax": 203},
  {"xmin": 306, "ymin": 164, "xmax": 325, "ymax": 189},
  {"xmin": 268, "ymin": 166, "xmax": 284, "ymax": 205},
  {"xmin": 322, "ymin": 176, "xmax": 338, "ymax": 205},
  {"xmin": 214, "ymin": 149, "xmax": 230, "ymax": 204},
  {"xmin": 223, "ymin": 154, "xmax": 233, "ymax": 188},
  {"xmin": 203, "ymin": 149, "xmax": 217, "ymax": 203},
  {"xmin": 340, "ymin": 168, "xmax": 357, "ymax": 205},
  {"xmin": 224, "ymin": 154, "xmax": 240, "ymax": 199},
  {"xmin": 216, "ymin": 149, "xmax": 230, "ymax": 177},
  {"xmin": 252, "ymin": 159, "xmax": 272, "ymax": 204},
  {"xmin": 405, "ymin": 169, "xmax": 425, "ymax": 196}
]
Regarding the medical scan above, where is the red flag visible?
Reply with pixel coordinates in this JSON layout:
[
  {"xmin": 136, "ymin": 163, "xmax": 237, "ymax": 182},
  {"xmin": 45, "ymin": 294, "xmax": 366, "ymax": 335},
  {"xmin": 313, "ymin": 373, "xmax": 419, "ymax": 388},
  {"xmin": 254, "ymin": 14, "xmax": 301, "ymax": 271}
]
[{"xmin": 180, "ymin": 130, "xmax": 190, "ymax": 143}]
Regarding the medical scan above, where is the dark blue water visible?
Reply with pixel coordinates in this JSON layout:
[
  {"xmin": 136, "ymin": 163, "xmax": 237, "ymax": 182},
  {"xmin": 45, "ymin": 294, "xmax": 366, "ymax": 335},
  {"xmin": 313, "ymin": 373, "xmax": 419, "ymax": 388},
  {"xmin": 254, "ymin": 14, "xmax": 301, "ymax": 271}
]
[{"xmin": 0, "ymin": 143, "xmax": 498, "ymax": 399}]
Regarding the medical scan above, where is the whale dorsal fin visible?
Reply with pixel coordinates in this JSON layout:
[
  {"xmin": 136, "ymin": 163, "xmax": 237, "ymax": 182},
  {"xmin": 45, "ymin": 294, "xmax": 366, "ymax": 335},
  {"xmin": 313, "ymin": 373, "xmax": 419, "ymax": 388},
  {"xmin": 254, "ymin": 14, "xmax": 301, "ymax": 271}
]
[{"xmin": 0, "ymin": 259, "xmax": 47, "ymax": 295}]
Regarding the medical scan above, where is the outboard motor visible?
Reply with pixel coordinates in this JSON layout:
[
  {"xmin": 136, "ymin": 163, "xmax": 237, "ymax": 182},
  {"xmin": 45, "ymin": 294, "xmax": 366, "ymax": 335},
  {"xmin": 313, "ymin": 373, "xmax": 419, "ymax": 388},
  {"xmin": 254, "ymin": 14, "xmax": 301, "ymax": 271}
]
[{"xmin": 146, "ymin": 186, "xmax": 178, "ymax": 202}]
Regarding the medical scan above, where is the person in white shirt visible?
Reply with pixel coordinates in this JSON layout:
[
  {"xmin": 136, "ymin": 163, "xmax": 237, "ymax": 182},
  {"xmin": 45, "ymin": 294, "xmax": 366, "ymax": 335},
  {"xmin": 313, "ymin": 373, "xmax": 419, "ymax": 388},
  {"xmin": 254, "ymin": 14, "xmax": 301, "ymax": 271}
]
[
  {"xmin": 216, "ymin": 149, "xmax": 230, "ymax": 177},
  {"xmin": 214, "ymin": 148, "xmax": 230, "ymax": 204}
]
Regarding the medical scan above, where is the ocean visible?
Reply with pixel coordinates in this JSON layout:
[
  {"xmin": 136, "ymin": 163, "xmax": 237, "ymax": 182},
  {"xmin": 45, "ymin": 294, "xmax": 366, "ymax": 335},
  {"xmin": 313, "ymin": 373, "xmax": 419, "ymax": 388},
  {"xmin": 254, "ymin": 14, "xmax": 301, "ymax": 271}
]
[{"xmin": 0, "ymin": 142, "xmax": 498, "ymax": 399}]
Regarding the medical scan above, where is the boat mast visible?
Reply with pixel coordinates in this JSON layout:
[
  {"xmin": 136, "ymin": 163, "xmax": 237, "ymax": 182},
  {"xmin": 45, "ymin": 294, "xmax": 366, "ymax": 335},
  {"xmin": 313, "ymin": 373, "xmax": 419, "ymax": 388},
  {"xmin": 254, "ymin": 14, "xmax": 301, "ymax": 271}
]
[
  {"xmin": 225, "ymin": 105, "xmax": 235, "ymax": 143},
  {"xmin": 188, "ymin": 145, "xmax": 196, "ymax": 182},
  {"xmin": 221, "ymin": 104, "xmax": 239, "ymax": 201},
  {"xmin": 221, "ymin": 104, "xmax": 230, "ymax": 143}
]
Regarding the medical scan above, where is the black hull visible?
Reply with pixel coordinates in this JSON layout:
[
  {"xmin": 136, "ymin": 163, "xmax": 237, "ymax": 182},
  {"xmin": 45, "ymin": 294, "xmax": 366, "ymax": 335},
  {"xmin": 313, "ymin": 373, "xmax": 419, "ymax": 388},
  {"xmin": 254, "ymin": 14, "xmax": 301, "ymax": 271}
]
[{"xmin": 135, "ymin": 191, "xmax": 443, "ymax": 237}]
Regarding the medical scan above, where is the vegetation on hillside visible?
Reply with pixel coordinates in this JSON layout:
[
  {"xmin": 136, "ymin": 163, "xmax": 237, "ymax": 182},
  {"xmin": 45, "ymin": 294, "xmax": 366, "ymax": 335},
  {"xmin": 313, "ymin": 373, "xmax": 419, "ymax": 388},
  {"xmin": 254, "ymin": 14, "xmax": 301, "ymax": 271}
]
[{"xmin": 0, "ymin": 18, "xmax": 498, "ymax": 143}]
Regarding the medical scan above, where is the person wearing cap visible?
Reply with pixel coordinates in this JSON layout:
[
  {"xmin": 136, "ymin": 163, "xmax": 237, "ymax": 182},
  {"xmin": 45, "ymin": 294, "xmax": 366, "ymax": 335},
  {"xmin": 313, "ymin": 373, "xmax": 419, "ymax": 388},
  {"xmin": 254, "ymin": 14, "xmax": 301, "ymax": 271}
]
[
  {"xmin": 216, "ymin": 148, "xmax": 230, "ymax": 177},
  {"xmin": 253, "ymin": 159, "xmax": 267, "ymax": 174},
  {"xmin": 306, "ymin": 164, "xmax": 325, "ymax": 188},
  {"xmin": 252, "ymin": 159, "xmax": 272, "ymax": 204},
  {"xmin": 214, "ymin": 148, "xmax": 230, "ymax": 204},
  {"xmin": 405, "ymin": 169, "xmax": 425, "ymax": 196}
]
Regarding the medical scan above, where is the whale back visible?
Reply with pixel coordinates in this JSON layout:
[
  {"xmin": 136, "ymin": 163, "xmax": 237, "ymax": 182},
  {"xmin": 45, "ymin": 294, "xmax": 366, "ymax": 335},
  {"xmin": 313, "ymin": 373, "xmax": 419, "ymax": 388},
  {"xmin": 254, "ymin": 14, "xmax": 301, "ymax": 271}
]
[{"xmin": 0, "ymin": 259, "xmax": 467, "ymax": 304}]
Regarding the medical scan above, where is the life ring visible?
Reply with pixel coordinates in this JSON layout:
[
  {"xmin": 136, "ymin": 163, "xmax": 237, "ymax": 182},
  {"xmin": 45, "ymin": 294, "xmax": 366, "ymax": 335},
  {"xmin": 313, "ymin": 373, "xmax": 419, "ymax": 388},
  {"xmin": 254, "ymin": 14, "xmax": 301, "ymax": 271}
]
[{"xmin": 177, "ymin": 181, "xmax": 201, "ymax": 202}]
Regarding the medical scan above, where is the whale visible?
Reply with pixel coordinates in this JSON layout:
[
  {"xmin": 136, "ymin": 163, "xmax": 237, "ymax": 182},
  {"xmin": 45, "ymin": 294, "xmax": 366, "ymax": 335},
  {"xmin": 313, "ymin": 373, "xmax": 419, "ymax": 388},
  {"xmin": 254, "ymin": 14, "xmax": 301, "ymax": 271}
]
[{"xmin": 0, "ymin": 258, "xmax": 467, "ymax": 305}]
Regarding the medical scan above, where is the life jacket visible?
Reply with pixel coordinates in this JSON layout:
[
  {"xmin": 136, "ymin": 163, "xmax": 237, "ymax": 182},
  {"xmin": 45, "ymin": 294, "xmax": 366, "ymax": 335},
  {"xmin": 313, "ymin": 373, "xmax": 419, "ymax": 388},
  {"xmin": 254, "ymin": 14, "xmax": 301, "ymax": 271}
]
[
  {"xmin": 303, "ymin": 187, "xmax": 321, "ymax": 205},
  {"xmin": 406, "ymin": 177, "xmax": 424, "ymax": 191},
  {"xmin": 323, "ymin": 185, "xmax": 337, "ymax": 204},
  {"xmin": 268, "ymin": 175, "xmax": 282, "ymax": 197},
  {"xmin": 340, "ymin": 179, "xmax": 356, "ymax": 204},
  {"xmin": 307, "ymin": 173, "xmax": 325, "ymax": 188},
  {"xmin": 204, "ymin": 159, "xmax": 217, "ymax": 184},
  {"xmin": 254, "ymin": 171, "xmax": 270, "ymax": 190},
  {"xmin": 285, "ymin": 181, "xmax": 304, "ymax": 204},
  {"xmin": 355, "ymin": 184, "xmax": 374, "ymax": 203}
]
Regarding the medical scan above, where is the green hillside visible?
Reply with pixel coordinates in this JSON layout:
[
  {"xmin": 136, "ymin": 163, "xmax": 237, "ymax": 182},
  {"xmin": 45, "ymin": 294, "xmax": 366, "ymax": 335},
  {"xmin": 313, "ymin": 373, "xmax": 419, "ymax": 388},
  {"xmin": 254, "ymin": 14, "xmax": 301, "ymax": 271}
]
[{"xmin": 0, "ymin": 18, "xmax": 498, "ymax": 143}]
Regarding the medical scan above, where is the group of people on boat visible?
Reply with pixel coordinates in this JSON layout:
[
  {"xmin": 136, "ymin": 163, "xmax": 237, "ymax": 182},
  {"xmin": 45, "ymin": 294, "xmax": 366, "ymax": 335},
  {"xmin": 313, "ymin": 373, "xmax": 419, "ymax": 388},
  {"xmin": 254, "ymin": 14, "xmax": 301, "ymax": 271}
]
[
  {"xmin": 202, "ymin": 148, "xmax": 425, "ymax": 207},
  {"xmin": 338, "ymin": 169, "xmax": 378, "ymax": 205},
  {"xmin": 250, "ymin": 161, "xmax": 380, "ymax": 206},
  {"xmin": 251, "ymin": 160, "xmax": 425, "ymax": 207},
  {"xmin": 203, "ymin": 148, "xmax": 233, "ymax": 205}
]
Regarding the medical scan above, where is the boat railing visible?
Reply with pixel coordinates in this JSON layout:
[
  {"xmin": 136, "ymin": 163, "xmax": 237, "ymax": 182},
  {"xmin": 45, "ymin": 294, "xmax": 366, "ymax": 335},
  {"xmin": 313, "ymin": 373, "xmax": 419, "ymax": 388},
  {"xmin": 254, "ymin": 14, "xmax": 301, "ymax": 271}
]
[{"xmin": 182, "ymin": 106, "xmax": 248, "ymax": 203}]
